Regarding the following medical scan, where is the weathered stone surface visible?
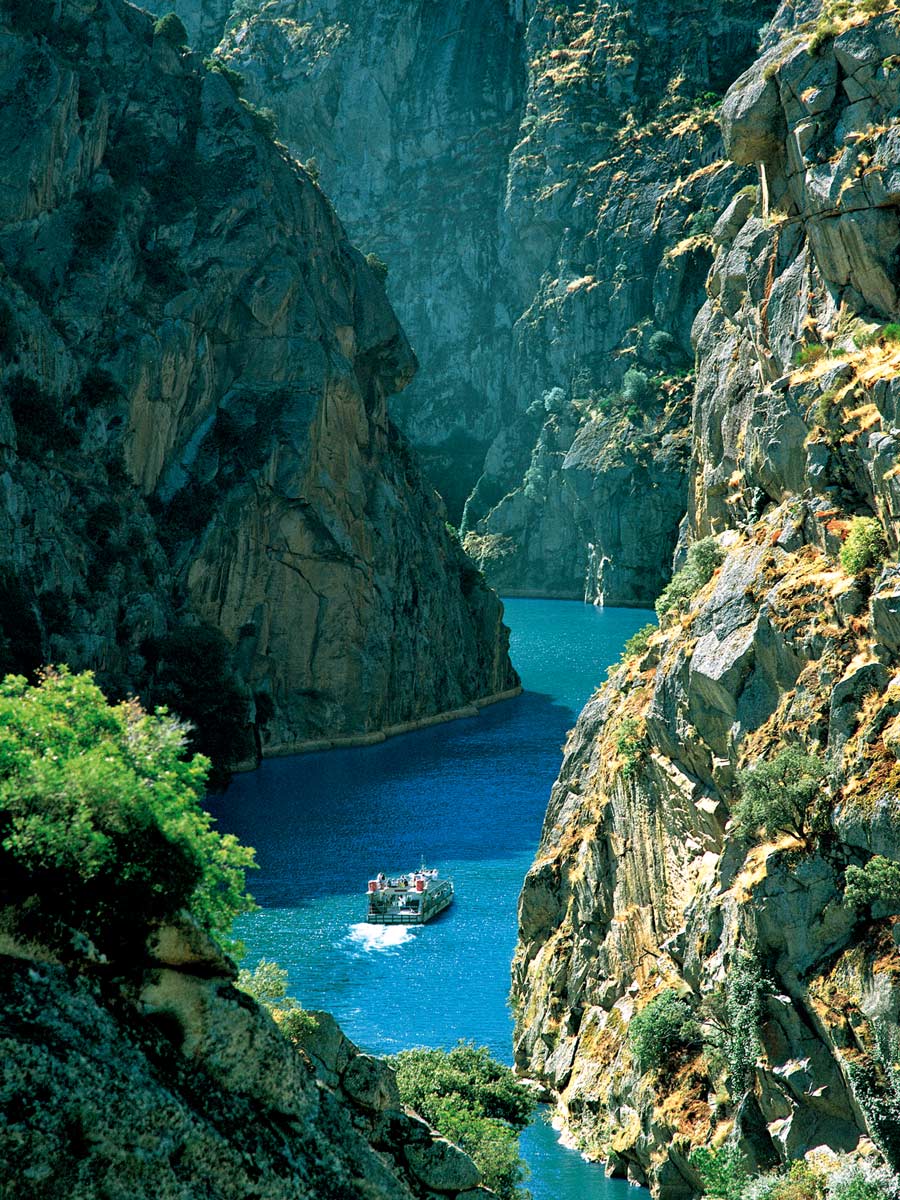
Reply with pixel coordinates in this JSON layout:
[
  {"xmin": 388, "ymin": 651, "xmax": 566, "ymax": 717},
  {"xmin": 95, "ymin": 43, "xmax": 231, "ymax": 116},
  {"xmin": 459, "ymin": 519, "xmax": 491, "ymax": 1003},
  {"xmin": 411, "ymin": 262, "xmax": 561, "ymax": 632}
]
[
  {"xmin": 511, "ymin": 4, "xmax": 900, "ymax": 1193},
  {"xmin": 341, "ymin": 1053, "xmax": 401, "ymax": 1112},
  {"xmin": 404, "ymin": 1137, "xmax": 482, "ymax": 1193},
  {"xmin": 0, "ymin": 0, "xmax": 517, "ymax": 768},
  {"xmin": 177, "ymin": 0, "xmax": 777, "ymax": 603}
]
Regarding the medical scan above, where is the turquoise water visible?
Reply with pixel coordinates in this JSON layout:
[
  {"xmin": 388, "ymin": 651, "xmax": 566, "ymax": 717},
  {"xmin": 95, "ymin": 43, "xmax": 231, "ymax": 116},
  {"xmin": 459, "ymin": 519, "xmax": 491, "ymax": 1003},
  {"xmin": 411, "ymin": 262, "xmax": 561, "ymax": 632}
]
[{"xmin": 212, "ymin": 598, "xmax": 652, "ymax": 1200}]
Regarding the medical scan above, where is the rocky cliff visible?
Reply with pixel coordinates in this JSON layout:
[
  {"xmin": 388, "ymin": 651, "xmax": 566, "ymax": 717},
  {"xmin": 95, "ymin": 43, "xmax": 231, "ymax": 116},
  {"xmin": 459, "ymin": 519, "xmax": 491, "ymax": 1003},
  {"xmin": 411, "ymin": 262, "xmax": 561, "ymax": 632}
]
[
  {"xmin": 0, "ymin": 909, "xmax": 489, "ymax": 1199},
  {"xmin": 512, "ymin": 1, "xmax": 900, "ymax": 1194},
  {"xmin": 0, "ymin": 0, "xmax": 517, "ymax": 771},
  {"xmin": 179, "ymin": 0, "xmax": 776, "ymax": 605}
]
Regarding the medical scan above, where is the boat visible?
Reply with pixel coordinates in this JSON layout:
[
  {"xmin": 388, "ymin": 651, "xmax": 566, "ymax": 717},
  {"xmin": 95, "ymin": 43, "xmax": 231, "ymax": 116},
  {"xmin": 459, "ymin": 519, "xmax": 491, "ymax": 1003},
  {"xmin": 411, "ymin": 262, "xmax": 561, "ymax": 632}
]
[{"xmin": 365, "ymin": 863, "xmax": 454, "ymax": 925}]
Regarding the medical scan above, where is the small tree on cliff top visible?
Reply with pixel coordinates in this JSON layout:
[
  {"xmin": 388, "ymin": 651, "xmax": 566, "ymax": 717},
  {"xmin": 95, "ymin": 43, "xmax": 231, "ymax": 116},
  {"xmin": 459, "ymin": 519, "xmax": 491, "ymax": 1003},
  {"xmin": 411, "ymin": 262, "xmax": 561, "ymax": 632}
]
[
  {"xmin": 0, "ymin": 667, "xmax": 255, "ymax": 952},
  {"xmin": 734, "ymin": 746, "xmax": 826, "ymax": 841}
]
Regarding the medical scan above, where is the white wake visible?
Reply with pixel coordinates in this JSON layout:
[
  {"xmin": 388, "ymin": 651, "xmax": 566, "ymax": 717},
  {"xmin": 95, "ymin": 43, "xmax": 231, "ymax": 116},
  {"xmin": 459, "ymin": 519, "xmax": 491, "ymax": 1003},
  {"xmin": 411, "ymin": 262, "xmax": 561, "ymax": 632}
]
[{"xmin": 348, "ymin": 923, "xmax": 416, "ymax": 952}]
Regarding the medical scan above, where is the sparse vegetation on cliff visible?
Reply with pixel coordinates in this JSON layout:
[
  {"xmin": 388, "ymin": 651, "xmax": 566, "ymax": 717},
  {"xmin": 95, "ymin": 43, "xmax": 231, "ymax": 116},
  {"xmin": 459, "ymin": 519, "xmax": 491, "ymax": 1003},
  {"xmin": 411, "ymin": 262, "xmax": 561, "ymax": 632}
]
[
  {"xmin": 840, "ymin": 517, "xmax": 887, "ymax": 577},
  {"xmin": 734, "ymin": 747, "xmax": 827, "ymax": 841},
  {"xmin": 655, "ymin": 536, "xmax": 724, "ymax": 623}
]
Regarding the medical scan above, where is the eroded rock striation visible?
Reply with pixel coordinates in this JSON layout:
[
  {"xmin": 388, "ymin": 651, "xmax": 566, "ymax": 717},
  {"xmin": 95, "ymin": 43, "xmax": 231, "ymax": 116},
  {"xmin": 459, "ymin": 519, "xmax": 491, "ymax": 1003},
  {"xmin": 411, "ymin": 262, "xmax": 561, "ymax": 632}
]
[
  {"xmin": 0, "ymin": 912, "xmax": 488, "ymax": 1199},
  {"xmin": 190, "ymin": 0, "xmax": 774, "ymax": 604},
  {"xmin": 0, "ymin": 0, "xmax": 517, "ymax": 769},
  {"xmin": 513, "ymin": 2, "xmax": 900, "ymax": 1193}
]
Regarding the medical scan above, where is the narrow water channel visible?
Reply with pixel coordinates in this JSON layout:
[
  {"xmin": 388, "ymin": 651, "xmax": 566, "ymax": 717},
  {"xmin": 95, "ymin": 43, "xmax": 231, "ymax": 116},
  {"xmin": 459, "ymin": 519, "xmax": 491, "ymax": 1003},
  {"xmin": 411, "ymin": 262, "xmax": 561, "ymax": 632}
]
[{"xmin": 212, "ymin": 598, "xmax": 652, "ymax": 1199}]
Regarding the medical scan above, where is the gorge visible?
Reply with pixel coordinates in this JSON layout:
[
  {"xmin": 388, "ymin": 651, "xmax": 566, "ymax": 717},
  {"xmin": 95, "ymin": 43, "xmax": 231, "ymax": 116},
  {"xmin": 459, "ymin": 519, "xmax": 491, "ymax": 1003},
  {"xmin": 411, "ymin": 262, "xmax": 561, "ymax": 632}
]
[{"xmin": 3, "ymin": 1, "xmax": 900, "ymax": 1199}]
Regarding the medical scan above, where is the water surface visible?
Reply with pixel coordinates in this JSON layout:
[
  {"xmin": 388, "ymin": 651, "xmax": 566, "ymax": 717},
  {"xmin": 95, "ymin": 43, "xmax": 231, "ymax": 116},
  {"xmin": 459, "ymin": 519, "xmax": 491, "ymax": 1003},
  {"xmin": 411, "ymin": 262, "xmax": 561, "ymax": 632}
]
[{"xmin": 213, "ymin": 598, "xmax": 652, "ymax": 1199}]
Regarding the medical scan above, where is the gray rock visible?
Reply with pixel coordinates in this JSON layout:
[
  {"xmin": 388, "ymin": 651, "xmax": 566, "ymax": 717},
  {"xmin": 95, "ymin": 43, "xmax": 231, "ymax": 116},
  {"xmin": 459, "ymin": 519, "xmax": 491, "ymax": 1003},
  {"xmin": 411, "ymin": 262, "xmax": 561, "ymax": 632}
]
[{"xmin": 404, "ymin": 1138, "xmax": 481, "ymax": 1193}]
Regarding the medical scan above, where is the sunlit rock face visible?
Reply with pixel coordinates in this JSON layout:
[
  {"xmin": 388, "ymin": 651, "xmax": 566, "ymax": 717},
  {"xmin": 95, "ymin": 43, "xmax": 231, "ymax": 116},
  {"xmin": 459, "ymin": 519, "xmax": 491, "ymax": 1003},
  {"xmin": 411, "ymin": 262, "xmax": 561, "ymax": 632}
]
[
  {"xmin": 0, "ymin": 0, "xmax": 517, "ymax": 767},
  {"xmin": 186, "ymin": 0, "xmax": 774, "ymax": 604},
  {"xmin": 512, "ymin": 2, "xmax": 900, "ymax": 1193}
]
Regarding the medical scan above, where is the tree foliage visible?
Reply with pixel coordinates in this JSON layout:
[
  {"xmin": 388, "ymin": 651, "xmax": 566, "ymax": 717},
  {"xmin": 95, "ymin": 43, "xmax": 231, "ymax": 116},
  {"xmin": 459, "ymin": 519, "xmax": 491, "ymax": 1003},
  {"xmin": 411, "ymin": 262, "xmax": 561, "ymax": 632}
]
[
  {"xmin": 655, "ymin": 537, "xmax": 724, "ymax": 623},
  {"xmin": 840, "ymin": 516, "xmax": 887, "ymax": 577},
  {"xmin": 153, "ymin": 12, "xmax": 188, "ymax": 49},
  {"xmin": 0, "ymin": 667, "xmax": 255, "ymax": 951},
  {"xmin": 734, "ymin": 746, "xmax": 826, "ymax": 841},
  {"xmin": 628, "ymin": 989, "xmax": 700, "ymax": 1072},
  {"xmin": 391, "ymin": 1042, "xmax": 536, "ymax": 1200},
  {"xmin": 237, "ymin": 958, "xmax": 317, "ymax": 1040},
  {"xmin": 844, "ymin": 856, "xmax": 900, "ymax": 911}
]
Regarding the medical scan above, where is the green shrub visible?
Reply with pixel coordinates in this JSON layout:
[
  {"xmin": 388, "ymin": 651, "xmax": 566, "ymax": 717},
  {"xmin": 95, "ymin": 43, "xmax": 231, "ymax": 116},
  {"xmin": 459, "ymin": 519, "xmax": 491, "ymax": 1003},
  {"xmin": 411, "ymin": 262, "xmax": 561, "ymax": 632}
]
[
  {"xmin": 844, "ymin": 856, "xmax": 900, "ymax": 910},
  {"xmin": 204, "ymin": 57, "xmax": 244, "ymax": 94},
  {"xmin": 881, "ymin": 322, "xmax": 900, "ymax": 343},
  {"xmin": 239, "ymin": 98, "xmax": 277, "ymax": 139},
  {"xmin": 648, "ymin": 330, "xmax": 677, "ymax": 363},
  {"xmin": 391, "ymin": 1043, "xmax": 536, "ymax": 1200},
  {"xmin": 237, "ymin": 958, "xmax": 318, "ymax": 1039},
  {"xmin": 808, "ymin": 18, "xmax": 838, "ymax": 56},
  {"xmin": 615, "ymin": 716, "xmax": 644, "ymax": 779},
  {"xmin": 622, "ymin": 623, "xmax": 656, "ymax": 659},
  {"xmin": 686, "ymin": 207, "xmax": 718, "ymax": 237},
  {"xmin": 794, "ymin": 342, "xmax": 827, "ymax": 367},
  {"xmin": 622, "ymin": 367, "xmax": 655, "ymax": 408},
  {"xmin": 725, "ymin": 952, "xmax": 764, "ymax": 1097},
  {"xmin": 655, "ymin": 537, "xmax": 724, "ymax": 623},
  {"xmin": 365, "ymin": 251, "xmax": 389, "ymax": 283},
  {"xmin": 734, "ymin": 746, "xmax": 826, "ymax": 841},
  {"xmin": 840, "ymin": 516, "xmax": 887, "ymax": 576},
  {"xmin": 153, "ymin": 12, "xmax": 188, "ymax": 49},
  {"xmin": 689, "ymin": 1144, "xmax": 748, "ymax": 1200},
  {"xmin": 0, "ymin": 667, "xmax": 255, "ymax": 951},
  {"xmin": 826, "ymin": 1156, "xmax": 900, "ymax": 1200},
  {"xmin": 629, "ymin": 989, "xmax": 699, "ymax": 1072}
]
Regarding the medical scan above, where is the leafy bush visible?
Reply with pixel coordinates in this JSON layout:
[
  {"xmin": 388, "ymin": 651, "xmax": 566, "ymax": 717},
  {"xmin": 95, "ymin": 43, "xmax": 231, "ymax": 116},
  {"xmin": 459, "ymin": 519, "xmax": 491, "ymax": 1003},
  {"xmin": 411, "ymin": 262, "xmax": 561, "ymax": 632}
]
[
  {"xmin": 0, "ymin": 667, "xmax": 255, "ymax": 951},
  {"xmin": 690, "ymin": 1144, "xmax": 749, "ymax": 1200},
  {"xmin": 615, "ymin": 716, "xmax": 644, "ymax": 779},
  {"xmin": 840, "ymin": 516, "xmax": 887, "ymax": 577},
  {"xmin": 734, "ymin": 746, "xmax": 826, "ymax": 841},
  {"xmin": 648, "ymin": 330, "xmax": 677, "ymax": 363},
  {"xmin": 237, "ymin": 958, "xmax": 317, "ymax": 1039},
  {"xmin": 622, "ymin": 623, "xmax": 656, "ymax": 659},
  {"xmin": 239, "ymin": 98, "xmax": 277, "ymax": 139},
  {"xmin": 881, "ymin": 322, "xmax": 900, "ymax": 343},
  {"xmin": 628, "ymin": 989, "xmax": 699, "ymax": 1072},
  {"xmin": 204, "ymin": 57, "xmax": 244, "ymax": 94},
  {"xmin": 825, "ymin": 1156, "xmax": 900, "ymax": 1200},
  {"xmin": 844, "ymin": 856, "xmax": 900, "ymax": 910},
  {"xmin": 622, "ymin": 367, "xmax": 655, "ymax": 408},
  {"xmin": 725, "ymin": 952, "xmax": 764, "ymax": 1097},
  {"xmin": 365, "ymin": 252, "xmax": 389, "ymax": 283},
  {"xmin": 153, "ymin": 12, "xmax": 188, "ymax": 49},
  {"xmin": 794, "ymin": 342, "xmax": 827, "ymax": 367},
  {"xmin": 392, "ymin": 1043, "xmax": 536, "ymax": 1200},
  {"xmin": 655, "ymin": 537, "xmax": 724, "ymax": 623}
]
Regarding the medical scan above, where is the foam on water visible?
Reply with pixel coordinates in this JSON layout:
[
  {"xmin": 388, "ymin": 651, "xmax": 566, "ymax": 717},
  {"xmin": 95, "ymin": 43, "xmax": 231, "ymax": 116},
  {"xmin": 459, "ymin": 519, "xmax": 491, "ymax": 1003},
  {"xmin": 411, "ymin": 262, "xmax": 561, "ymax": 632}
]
[{"xmin": 348, "ymin": 922, "xmax": 417, "ymax": 952}]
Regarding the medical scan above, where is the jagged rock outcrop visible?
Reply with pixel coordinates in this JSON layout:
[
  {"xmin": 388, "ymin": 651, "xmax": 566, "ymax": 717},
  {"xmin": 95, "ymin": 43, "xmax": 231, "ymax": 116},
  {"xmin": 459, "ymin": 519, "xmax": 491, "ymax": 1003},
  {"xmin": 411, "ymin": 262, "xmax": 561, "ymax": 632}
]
[
  {"xmin": 513, "ymin": 2, "xmax": 900, "ymax": 1193},
  {"xmin": 188, "ymin": 0, "xmax": 775, "ymax": 604},
  {"xmin": 0, "ymin": 911, "xmax": 489, "ymax": 1199},
  {"xmin": 0, "ymin": 0, "xmax": 517, "ymax": 770}
]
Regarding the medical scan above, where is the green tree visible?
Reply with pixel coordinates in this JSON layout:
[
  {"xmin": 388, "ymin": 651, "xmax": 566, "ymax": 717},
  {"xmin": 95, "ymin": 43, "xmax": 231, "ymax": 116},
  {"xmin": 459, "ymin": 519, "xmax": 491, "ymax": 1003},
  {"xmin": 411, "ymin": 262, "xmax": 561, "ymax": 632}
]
[
  {"xmin": 391, "ymin": 1042, "xmax": 536, "ymax": 1200},
  {"xmin": 734, "ymin": 746, "xmax": 826, "ymax": 841},
  {"xmin": 628, "ymin": 989, "xmax": 700, "ymax": 1072},
  {"xmin": 689, "ymin": 1144, "xmax": 749, "ymax": 1200},
  {"xmin": 0, "ymin": 667, "xmax": 255, "ymax": 951}
]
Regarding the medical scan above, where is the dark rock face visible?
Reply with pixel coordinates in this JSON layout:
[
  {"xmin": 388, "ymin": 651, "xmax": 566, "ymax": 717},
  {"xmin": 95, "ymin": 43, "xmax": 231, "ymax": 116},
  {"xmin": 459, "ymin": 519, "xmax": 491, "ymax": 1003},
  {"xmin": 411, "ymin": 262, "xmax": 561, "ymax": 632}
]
[
  {"xmin": 0, "ymin": 915, "xmax": 483, "ymax": 1200},
  {"xmin": 512, "ymin": 2, "xmax": 900, "ymax": 1193},
  {"xmin": 0, "ymin": 0, "xmax": 517, "ymax": 768},
  {"xmin": 145, "ymin": 0, "xmax": 774, "ymax": 598}
]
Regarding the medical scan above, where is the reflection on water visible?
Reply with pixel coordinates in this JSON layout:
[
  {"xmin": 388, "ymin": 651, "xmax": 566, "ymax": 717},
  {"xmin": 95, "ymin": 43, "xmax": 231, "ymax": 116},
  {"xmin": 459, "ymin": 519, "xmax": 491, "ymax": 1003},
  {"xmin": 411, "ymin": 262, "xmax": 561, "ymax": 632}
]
[{"xmin": 213, "ymin": 599, "xmax": 653, "ymax": 1200}]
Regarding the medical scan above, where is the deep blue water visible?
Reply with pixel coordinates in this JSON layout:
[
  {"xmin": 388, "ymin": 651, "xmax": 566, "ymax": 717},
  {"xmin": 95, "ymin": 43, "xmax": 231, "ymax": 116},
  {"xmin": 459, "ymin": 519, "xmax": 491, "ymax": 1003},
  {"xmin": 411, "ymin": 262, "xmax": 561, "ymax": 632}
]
[{"xmin": 212, "ymin": 598, "xmax": 652, "ymax": 1200}]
